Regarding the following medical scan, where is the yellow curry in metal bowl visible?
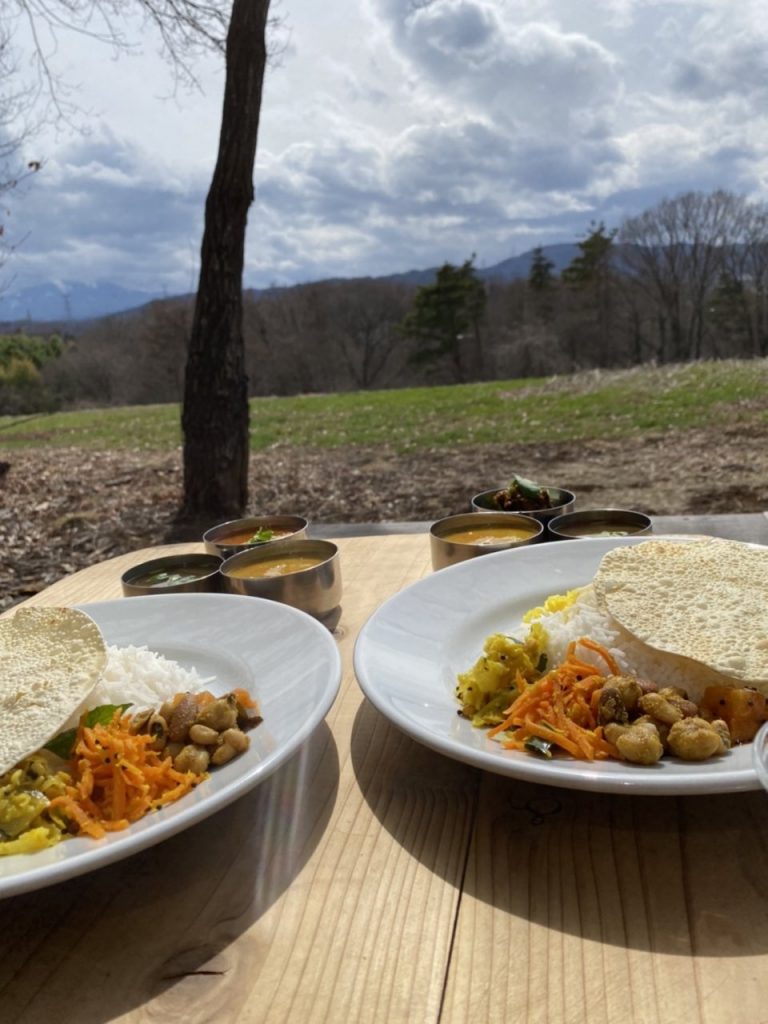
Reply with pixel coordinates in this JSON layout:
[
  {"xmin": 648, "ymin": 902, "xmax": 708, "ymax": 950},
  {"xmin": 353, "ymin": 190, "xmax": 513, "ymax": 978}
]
[
  {"xmin": 430, "ymin": 512, "xmax": 543, "ymax": 570},
  {"xmin": 225, "ymin": 554, "xmax": 325, "ymax": 578},
  {"xmin": 220, "ymin": 539, "xmax": 343, "ymax": 627},
  {"xmin": 439, "ymin": 523, "xmax": 538, "ymax": 546}
]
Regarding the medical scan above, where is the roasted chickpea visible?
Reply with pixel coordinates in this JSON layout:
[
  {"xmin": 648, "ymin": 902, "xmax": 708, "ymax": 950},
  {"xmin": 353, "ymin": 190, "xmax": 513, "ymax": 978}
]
[
  {"xmin": 173, "ymin": 744, "xmax": 210, "ymax": 774},
  {"xmin": 603, "ymin": 722, "xmax": 628, "ymax": 745},
  {"xmin": 210, "ymin": 743, "xmax": 237, "ymax": 766},
  {"xmin": 615, "ymin": 722, "xmax": 664, "ymax": 765},
  {"xmin": 667, "ymin": 718, "xmax": 725, "ymax": 761},
  {"xmin": 220, "ymin": 728, "xmax": 250, "ymax": 753},
  {"xmin": 638, "ymin": 691, "xmax": 683, "ymax": 725},
  {"xmin": 188, "ymin": 724, "xmax": 220, "ymax": 745},
  {"xmin": 196, "ymin": 696, "xmax": 238, "ymax": 732},
  {"xmin": 634, "ymin": 713, "xmax": 671, "ymax": 748}
]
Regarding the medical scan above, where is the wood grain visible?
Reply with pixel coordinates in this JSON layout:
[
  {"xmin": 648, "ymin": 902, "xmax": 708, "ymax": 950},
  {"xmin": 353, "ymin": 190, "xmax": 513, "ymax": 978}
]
[{"xmin": 442, "ymin": 779, "xmax": 768, "ymax": 1024}]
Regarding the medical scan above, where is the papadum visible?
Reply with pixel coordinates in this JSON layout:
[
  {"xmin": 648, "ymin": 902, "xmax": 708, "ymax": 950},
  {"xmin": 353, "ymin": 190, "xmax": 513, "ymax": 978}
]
[
  {"xmin": 0, "ymin": 607, "xmax": 106, "ymax": 773},
  {"xmin": 593, "ymin": 538, "xmax": 768, "ymax": 688}
]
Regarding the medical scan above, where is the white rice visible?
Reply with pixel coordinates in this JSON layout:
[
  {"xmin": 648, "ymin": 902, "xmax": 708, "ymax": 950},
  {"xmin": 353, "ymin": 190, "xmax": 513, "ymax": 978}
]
[
  {"xmin": 72, "ymin": 644, "xmax": 211, "ymax": 721},
  {"xmin": 536, "ymin": 585, "xmax": 735, "ymax": 703}
]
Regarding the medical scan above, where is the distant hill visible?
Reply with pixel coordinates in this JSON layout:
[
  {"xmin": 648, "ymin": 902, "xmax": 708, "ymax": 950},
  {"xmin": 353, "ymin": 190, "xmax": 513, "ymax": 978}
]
[
  {"xmin": 366, "ymin": 243, "xmax": 581, "ymax": 288},
  {"xmin": 0, "ymin": 281, "xmax": 165, "ymax": 325},
  {"xmin": 0, "ymin": 244, "xmax": 582, "ymax": 326},
  {"xmin": 477, "ymin": 243, "xmax": 580, "ymax": 281}
]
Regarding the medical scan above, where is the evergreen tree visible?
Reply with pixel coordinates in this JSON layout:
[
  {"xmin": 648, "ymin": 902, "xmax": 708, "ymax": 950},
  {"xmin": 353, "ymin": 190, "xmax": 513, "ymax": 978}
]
[
  {"xmin": 561, "ymin": 222, "xmax": 617, "ymax": 286},
  {"xmin": 561, "ymin": 222, "xmax": 619, "ymax": 359},
  {"xmin": 528, "ymin": 247, "xmax": 555, "ymax": 290},
  {"xmin": 400, "ymin": 257, "xmax": 486, "ymax": 382}
]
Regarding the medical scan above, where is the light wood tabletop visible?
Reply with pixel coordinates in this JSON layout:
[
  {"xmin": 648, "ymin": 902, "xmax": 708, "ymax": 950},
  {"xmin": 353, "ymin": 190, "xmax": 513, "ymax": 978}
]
[{"xmin": 1, "ymin": 515, "xmax": 768, "ymax": 1024}]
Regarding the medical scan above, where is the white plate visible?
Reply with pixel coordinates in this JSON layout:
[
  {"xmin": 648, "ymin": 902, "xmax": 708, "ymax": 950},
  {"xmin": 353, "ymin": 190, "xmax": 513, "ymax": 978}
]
[
  {"xmin": 0, "ymin": 593, "xmax": 341, "ymax": 899},
  {"xmin": 354, "ymin": 536, "xmax": 761, "ymax": 795}
]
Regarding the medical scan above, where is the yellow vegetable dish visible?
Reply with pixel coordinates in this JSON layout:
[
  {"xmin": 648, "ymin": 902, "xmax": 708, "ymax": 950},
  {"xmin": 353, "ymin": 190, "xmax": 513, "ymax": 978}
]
[
  {"xmin": 0, "ymin": 754, "xmax": 72, "ymax": 855},
  {"xmin": 456, "ymin": 622, "xmax": 548, "ymax": 727}
]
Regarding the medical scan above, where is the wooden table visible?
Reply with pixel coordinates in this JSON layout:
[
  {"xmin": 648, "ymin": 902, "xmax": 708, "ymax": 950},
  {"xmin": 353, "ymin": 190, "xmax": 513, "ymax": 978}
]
[{"xmin": 2, "ymin": 515, "xmax": 768, "ymax": 1024}]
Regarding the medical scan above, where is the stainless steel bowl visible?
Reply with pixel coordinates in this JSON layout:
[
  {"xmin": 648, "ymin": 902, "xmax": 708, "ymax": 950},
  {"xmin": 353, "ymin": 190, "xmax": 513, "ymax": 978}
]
[
  {"xmin": 203, "ymin": 515, "xmax": 308, "ymax": 557},
  {"xmin": 471, "ymin": 486, "xmax": 576, "ymax": 527},
  {"xmin": 121, "ymin": 553, "xmax": 223, "ymax": 596},
  {"xmin": 547, "ymin": 508, "xmax": 652, "ymax": 540},
  {"xmin": 430, "ymin": 512, "xmax": 543, "ymax": 571},
  {"xmin": 220, "ymin": 538, "xmax": 342, "ymax": 629}
]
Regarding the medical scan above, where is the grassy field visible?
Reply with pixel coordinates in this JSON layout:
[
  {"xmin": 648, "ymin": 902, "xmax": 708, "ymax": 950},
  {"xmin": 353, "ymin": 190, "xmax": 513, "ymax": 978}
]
[{"xmin": 0, "ymin": 359, "xmax": 766, "ymax": 452}]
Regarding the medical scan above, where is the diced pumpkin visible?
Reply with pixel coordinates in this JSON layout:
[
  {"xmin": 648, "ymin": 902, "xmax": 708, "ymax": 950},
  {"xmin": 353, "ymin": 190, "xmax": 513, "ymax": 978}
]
[{"xmin": 700, "ymin": 686, "xmax": 767, "ymax": 744}]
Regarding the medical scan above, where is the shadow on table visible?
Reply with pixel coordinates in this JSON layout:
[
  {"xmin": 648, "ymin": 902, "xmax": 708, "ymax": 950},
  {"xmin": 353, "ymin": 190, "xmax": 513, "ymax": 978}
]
[
  {"xmin": 0, "ymin": 722, "xmax": 339, "ymax": 1024},
  {"xmin": 351, "ymin": 699, "xmax": 768, "ymax": 958}
]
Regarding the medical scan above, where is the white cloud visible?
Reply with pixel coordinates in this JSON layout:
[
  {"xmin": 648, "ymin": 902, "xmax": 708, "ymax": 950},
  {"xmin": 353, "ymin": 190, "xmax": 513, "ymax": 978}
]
[
  {"xmin": 374, "ymin": 0, "xmax": 620, "ymax": 129},
  {"xmin": 2, "ymin": 0, "xmax": 768, "ymax": 297}
]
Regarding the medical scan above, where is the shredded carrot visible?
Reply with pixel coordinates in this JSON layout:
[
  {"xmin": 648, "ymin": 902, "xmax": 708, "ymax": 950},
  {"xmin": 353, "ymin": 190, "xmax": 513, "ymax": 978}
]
[
  {"xmin": 47, "ymin": 713, "xmax": 203, "ymax": 839},
  {"xmin": 489, "ymin": 636, "xmax": 621, "ymax": 761},
  {"xmin": 575, "ymin": 636, "xmax": 621, "ymax": 676}
]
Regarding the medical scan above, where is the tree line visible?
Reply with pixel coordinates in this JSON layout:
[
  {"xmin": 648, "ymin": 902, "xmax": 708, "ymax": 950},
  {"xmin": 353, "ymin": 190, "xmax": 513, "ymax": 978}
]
[{"xmin": 2, "ymin": 187, "xmax": 767, "ymax": 416}]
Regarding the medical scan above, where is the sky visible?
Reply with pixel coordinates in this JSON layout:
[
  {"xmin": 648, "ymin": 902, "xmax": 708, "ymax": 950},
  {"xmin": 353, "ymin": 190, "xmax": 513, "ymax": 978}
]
[{"xmin": 2, "ymin": 0, "xmax": 768, "ymax": 297}]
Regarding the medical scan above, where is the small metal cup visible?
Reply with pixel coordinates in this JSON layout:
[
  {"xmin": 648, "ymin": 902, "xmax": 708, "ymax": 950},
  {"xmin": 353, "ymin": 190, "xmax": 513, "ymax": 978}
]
[
  {"xmin": 471, "ymin": 486, "xmax": 576, "ymax": 529},
  {"xmin": 220, "ymin": 539, "xmax": 342, "ymax": 629},
  {"xmin": 121, "ymin": 553, "xmax": 223, "ymax": 596},
  {"xmin": 430, "ymin": 512, "xmax": 543, "ymax": 571},
  {"xmin": 203, "ymin": 515, "xmax": 308, "ymax": 558},
  {"xmin": 547, "ymin": 508, "xmax": 652, "ymax": 540}
]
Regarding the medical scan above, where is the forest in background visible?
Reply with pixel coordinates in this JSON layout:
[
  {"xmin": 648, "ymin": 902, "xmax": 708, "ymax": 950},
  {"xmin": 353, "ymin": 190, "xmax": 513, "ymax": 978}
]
[{"xmin": 2, "ymin": 188, "xmax": 768, "ymax": 415}]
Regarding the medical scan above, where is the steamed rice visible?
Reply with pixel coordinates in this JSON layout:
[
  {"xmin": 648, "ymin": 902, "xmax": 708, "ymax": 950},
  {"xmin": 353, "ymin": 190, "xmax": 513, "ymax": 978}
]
[
  {"xmin": 68, "ymin": 645, "xmax": 212, "ymax": 724},
  {"xmin": 535, "ymin": 585, "xmax": 739, "ymax": 703}
]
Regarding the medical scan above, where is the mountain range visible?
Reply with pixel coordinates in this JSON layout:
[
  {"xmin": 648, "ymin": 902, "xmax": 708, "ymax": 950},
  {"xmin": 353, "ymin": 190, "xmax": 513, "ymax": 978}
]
[{"xmin": 0, "ymin": 243, "xmax": 581, "ymax": 325}]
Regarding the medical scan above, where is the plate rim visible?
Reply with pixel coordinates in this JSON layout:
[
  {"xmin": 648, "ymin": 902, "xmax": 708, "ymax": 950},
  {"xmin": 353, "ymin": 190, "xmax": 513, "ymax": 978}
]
[
  {"xmin": 353, "ymin": 536, "xmax": 762, "ymax": 796},
  {"xmin": 0, "ymin": 592, "xmax": 342, "ymax": 899}
]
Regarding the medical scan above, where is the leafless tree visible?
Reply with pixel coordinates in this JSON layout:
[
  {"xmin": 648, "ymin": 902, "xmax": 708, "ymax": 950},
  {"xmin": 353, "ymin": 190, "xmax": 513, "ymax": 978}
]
[
  {"xmin": 0, "ymin": 20, "xmax": 43, "ymax": 281},
  {"xmin": 619, "ymin": 190, "xmax": 751, "ymax": 361},
  {"xmin": 7, "ymin": 1, "xmax": 228, "ymax": 111},
  {"xmin": 716, "ymin": 204, "xmax": 768, "ymax": 357},
  {"xmin": 297, "ymin": 280, "xmax": 411, "ymax": 391}
]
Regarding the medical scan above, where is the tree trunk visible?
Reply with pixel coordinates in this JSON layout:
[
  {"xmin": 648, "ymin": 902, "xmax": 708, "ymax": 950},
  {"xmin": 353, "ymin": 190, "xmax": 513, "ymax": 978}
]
[{"xmin": 178, "ymin": 0, "xmax": 270, "ymax": 522}]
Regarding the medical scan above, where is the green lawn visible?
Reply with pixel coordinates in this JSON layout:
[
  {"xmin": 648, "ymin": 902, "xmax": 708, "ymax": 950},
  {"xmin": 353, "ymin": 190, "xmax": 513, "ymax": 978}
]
[{"xmin": 0, "ymin": 359, "xmax": 766, "ymax": 452}]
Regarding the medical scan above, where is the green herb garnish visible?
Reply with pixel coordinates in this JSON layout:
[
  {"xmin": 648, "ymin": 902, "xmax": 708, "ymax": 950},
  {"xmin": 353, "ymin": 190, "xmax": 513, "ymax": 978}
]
[
  {"xmin": 44, "ymin": 703, "xmax": 132, "ymax": 760},
  {"xmin": 142, "ymin": 570, "xmax": 203, "ymax": 586},
  {"xmin": 512, "ymin": 474, "xmax": 546, "ymax": 501},
  {"xmin": 247, "ymin": 527, "xmax": 274, "ymax": 545}
]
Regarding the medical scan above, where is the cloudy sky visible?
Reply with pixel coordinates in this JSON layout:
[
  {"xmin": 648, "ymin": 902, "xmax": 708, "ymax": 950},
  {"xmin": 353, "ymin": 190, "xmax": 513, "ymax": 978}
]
[{"xmin": 2, "ymin": 0, "xmax": 767, "ymax": 297}]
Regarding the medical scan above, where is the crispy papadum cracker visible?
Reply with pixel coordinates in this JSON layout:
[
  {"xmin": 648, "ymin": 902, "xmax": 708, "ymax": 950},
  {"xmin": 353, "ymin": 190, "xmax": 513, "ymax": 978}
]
[
  {"xmin": 593, "ymin": 538, "xmax": 768, "ymax": 688},
  {"xmin": 0, "ymin": 607, "xmax": 106, "ymax": 773}
]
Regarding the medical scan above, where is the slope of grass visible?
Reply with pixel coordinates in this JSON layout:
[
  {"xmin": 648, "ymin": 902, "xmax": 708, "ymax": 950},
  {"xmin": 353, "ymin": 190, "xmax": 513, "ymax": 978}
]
[{"xmin": 0, "ymin": 359, "xmax": 765, "ymax": 452}]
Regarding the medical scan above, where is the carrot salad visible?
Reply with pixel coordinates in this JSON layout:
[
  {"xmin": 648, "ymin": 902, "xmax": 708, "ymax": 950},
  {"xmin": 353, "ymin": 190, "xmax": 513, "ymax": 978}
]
[
  {"xmin": 47, "ymin": 713, "xmax": 202, "ymax": 839},
  {"xmin": 487, "ymin": 637, "xmax": 621, "ymax": 761}
]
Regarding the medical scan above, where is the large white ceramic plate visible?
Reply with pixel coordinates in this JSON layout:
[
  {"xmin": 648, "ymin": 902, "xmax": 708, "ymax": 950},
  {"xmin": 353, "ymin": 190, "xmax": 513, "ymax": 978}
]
[
  {"xmin": 354, "ymin": 536, "xmax": 761, "ymax": 795},
  {"xmin": 0, "ymin": 593, "xmax": 341, "ymax": 899}
]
